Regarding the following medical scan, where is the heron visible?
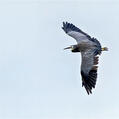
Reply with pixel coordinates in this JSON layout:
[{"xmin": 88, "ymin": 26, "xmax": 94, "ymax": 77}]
[{"xmin": 62, "ymin": 22, "xmax": 108, "ymax": 95}]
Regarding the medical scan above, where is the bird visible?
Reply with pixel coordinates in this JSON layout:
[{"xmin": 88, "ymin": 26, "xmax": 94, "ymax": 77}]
[{"xmin": 62, "ymin": 22, "xmax": 108, "ymax": 95}]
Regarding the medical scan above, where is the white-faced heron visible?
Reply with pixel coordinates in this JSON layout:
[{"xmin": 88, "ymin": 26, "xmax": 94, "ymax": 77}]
[{"xmin": 62, "ymin": 22, "xmax": 108, "ymax": 94}]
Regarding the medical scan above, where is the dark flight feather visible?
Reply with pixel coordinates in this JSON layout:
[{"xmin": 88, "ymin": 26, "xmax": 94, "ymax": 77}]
[{"xmin": 81, "ymin": 56, "xmax": 98, "ymax": 95}]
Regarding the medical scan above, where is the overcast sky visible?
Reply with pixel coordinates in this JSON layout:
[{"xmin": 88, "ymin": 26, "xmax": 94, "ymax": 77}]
[{"xmin": 0, "ymin": 0, "xmax": 118, "ymax": 119}]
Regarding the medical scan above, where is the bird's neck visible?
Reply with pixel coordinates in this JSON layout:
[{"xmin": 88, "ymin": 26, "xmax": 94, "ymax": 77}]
[{"xmin": 72, "ymin": 45, "xmax": 80, "ymax": 53}]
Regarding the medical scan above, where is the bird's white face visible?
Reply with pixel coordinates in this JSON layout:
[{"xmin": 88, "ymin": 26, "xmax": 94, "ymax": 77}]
[{"xmin": 64, "ymin": 45, "xmax": 80, "ymax": 53}]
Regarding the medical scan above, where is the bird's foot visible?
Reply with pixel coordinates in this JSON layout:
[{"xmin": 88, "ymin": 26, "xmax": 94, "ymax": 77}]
[{"xmin": 102, "ymin": 47, "xmax": 108, "ymax": 51}]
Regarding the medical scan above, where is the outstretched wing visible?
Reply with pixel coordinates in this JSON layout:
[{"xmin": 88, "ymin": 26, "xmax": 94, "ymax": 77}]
[
  {"xmin": 81, "ymin": 49, "xmax": 99, "ymax": 94},
  {"xmin": 62, "ymin": 22, "xmax": 91, "ymax": 43}
]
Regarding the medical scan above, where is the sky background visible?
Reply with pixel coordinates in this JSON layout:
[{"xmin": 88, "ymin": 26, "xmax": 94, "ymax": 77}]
[{"xmin": 0, "ymin": 0, "xmax": 118, "ymax": 119}]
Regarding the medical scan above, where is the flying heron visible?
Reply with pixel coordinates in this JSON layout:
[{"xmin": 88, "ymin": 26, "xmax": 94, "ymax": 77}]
[{"xmin": 62, "ymin": 22, "xmax": 108, "ymax": 95}]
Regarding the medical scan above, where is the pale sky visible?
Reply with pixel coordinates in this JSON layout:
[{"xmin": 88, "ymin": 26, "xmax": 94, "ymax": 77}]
[{"xmin": 0, "ymin": 0, "xmax": 118, "ymax": 119}]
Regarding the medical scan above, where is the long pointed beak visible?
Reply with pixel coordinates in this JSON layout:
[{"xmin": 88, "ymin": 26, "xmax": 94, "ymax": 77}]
[{"xmin": 64, "ymin": 46, "xmax": 72, "ymax": 50}]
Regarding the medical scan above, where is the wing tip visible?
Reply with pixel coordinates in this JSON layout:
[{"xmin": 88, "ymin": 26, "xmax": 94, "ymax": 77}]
[
  {"xmin": 62, "ymin": 21, "xmax": 70, "ymax": 33},
  {"xmin": 81, "ymin": 70, "xmax": 97, "ymax": 95},
  {"xmin": 62, "ymin": 22, "xmax": 91, "ymax": 39},
  {"xmin": 62, "ymin": 21, "xmax": 80, "ymax": 33}
]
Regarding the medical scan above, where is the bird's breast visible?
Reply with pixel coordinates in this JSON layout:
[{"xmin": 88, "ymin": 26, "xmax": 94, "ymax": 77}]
[{"xmin": 77, "ymin": 41, "xmax": 95, "ymax": 52}]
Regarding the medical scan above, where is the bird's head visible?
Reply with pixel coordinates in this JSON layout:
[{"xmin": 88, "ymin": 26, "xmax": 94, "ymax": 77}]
[{"xmin": 64, "ymin": 45, "xmax": 79, "ymax": 52}]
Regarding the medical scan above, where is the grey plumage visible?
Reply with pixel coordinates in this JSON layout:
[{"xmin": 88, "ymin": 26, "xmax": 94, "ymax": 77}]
[{"xmin": 62, "ymin": 22, "xmax": 107, "ymax": 94}]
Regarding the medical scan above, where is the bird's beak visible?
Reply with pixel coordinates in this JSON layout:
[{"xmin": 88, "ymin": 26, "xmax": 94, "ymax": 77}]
[{"xmin": 64, "ymin": 46, "xmax": 72, "ymax": 50}]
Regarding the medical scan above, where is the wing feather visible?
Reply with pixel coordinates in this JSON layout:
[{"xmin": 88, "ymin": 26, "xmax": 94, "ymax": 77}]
[
  {"xmin": 81, "ymin": 49, "xmax": 99, "ymax": 94},
  {"xmin": 62, "ymin": 22, "xmax": 91, "ymax": 43}
]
